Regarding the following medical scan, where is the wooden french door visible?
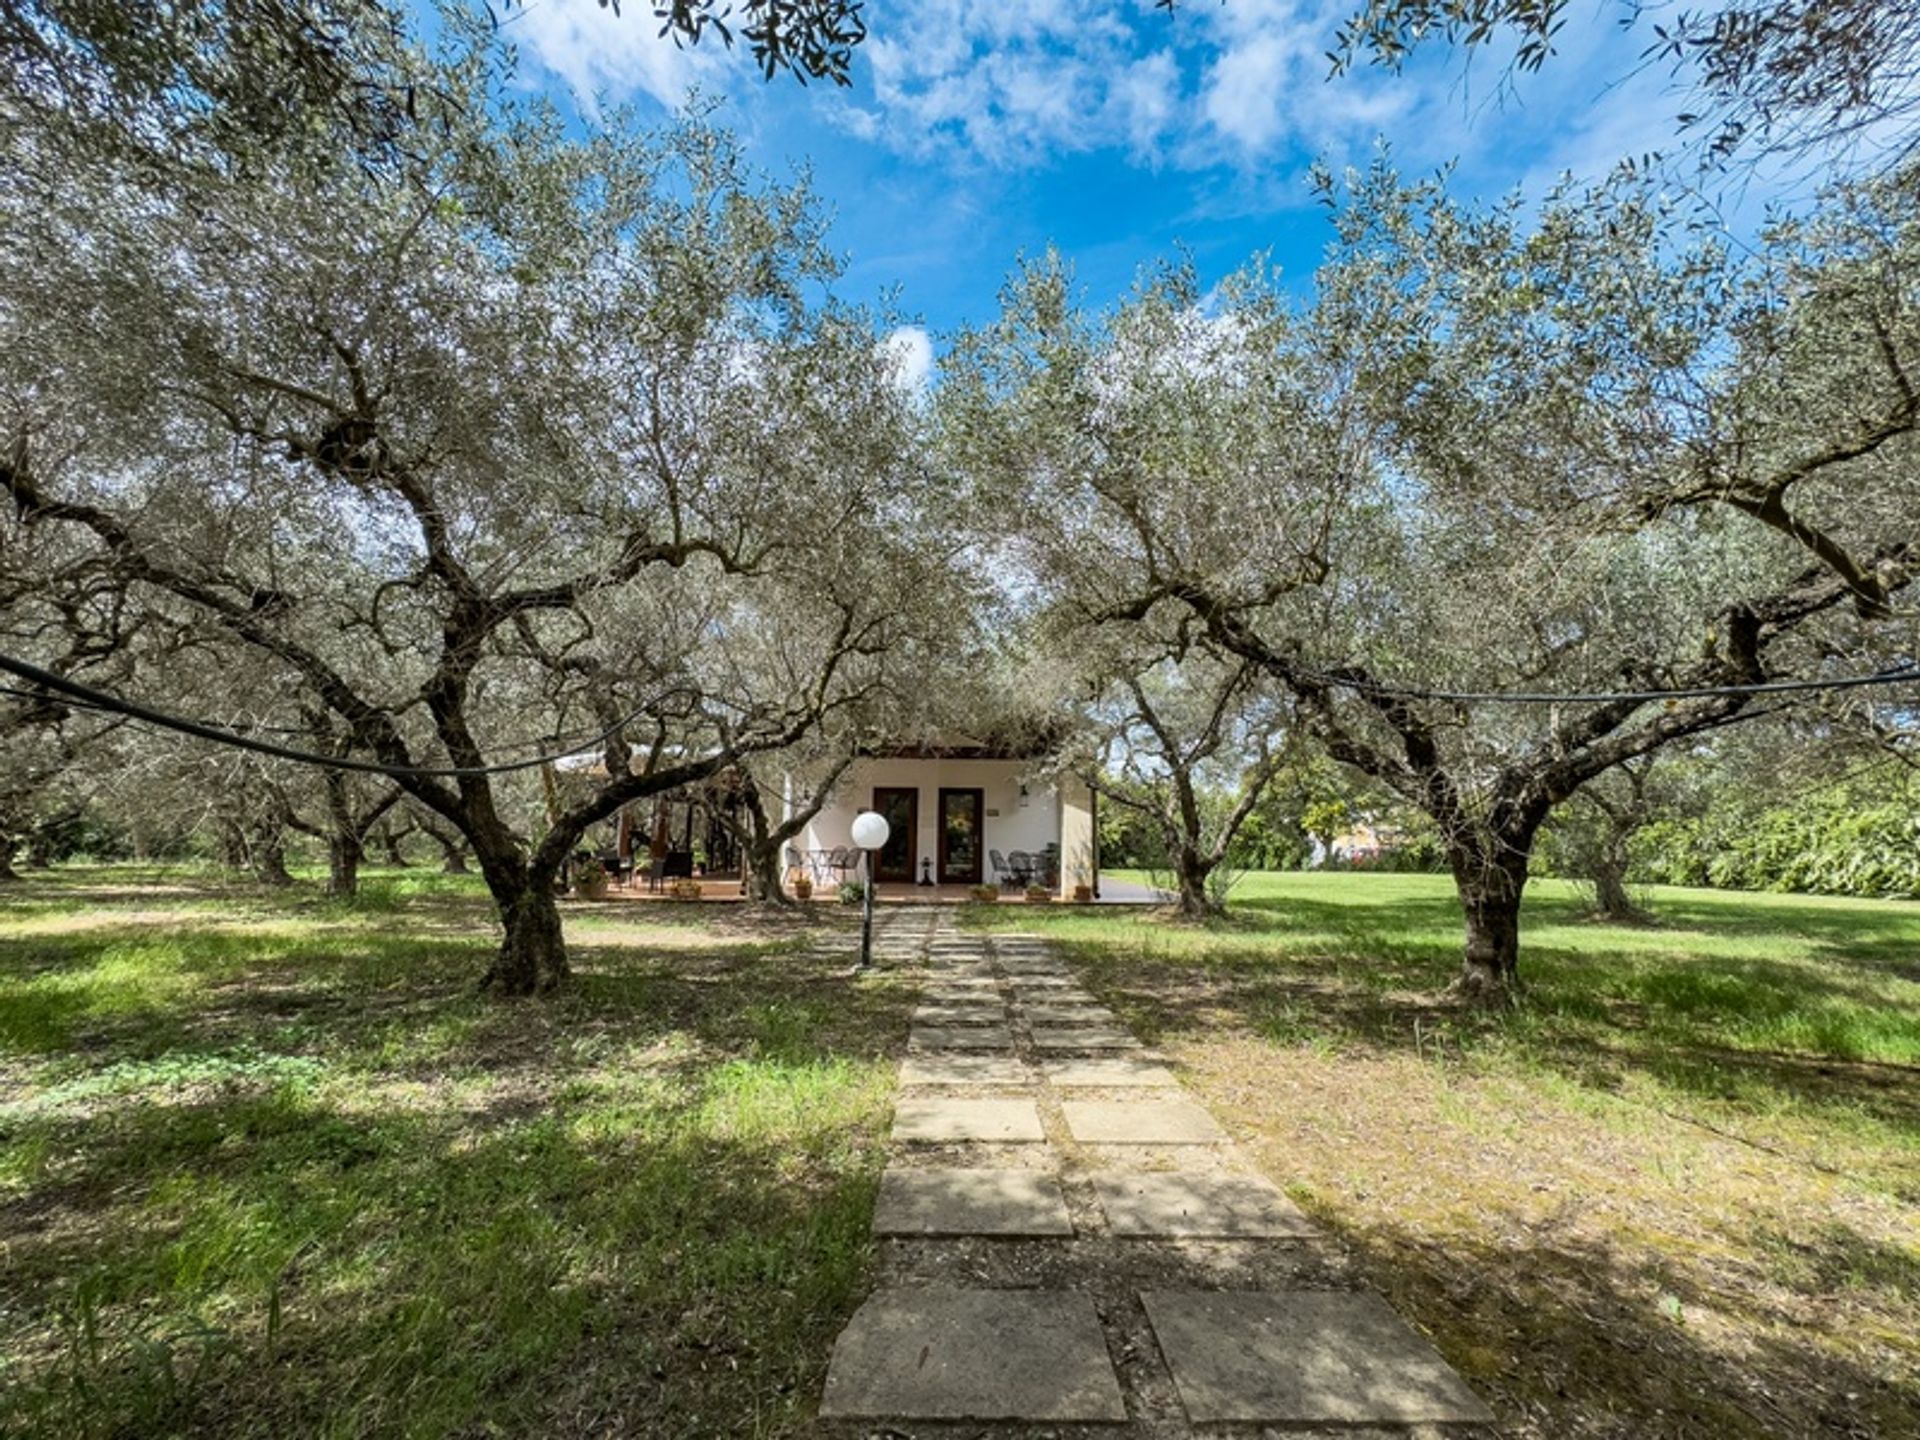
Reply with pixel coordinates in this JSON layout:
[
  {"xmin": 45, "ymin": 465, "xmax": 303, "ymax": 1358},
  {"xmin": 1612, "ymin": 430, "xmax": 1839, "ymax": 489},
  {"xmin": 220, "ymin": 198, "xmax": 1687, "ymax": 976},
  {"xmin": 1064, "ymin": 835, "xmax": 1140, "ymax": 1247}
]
[
  {"xmin": 871, "ymin": 787, "xmax": 918, "ymax": 882},
  {"xmin": 937, "ymin": 788, "xmax": 985, "ymax": 885}
]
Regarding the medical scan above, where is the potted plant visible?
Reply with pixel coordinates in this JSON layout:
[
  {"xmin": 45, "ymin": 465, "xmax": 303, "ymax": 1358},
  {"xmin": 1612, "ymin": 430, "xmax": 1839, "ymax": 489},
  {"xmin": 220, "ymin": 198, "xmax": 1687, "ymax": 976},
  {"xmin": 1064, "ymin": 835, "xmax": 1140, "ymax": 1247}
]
[
  {"xmin": 968, "ymin": 883, "xmax": 1000, "ymax": 903},
  {"xmin": 669, "ymin": 877, "xmax": 703, "ymax": 901},
  {"xmin": 1071, "ymin": 883, "xmax": 1093, "ymax": 904},
  {"xmin": 1024, "ymin": 883, "xmax": 1053, "ymax": 903},
  {"xmin": 838, "ymin": 878, "xmax": 865, "ymax": 906},
  {"xmin": 791, "ymin": 874, "xmax": 813, "ymax": 901},
  {"xmin": 575, "ymin": 858, "xmax": 609, "ymax": 900}
]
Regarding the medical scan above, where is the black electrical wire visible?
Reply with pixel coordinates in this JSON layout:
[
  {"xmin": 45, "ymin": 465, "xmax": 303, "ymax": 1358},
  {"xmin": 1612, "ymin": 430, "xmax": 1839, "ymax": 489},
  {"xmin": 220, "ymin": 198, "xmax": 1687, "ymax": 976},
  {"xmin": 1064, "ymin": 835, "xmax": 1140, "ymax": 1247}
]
[
  {"xmin": 0, "ymin": 651, "xmax": 668, "ymax": 780},
  {"xmin": 1296, "ymin": 665, "xmax": 1920, "ymax": 706},
  {"xmin": 4, "ymin": 646, "xmax": 1917, "ymax": 781},
  {"xmin": 0, "ymin": 678, "xmax": 646, "ymax": 765}
]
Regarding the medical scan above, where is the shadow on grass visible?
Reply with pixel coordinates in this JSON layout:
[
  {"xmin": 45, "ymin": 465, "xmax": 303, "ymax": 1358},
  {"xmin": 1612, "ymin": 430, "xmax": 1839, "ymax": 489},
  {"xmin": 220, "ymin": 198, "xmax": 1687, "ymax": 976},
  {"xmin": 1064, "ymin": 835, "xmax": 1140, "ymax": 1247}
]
[
  {"xmin": 0, "ymin": 867, "xmax": 918, "ymax": 1438},
  {"xmin": 4, "ymin": 1078, "xmax": 889, "ymax": 1440},
  {"xmin": 985, "ymin": 878, "xmax": 1920, "ymax": 1150},
  {"xmin": 1309, "ymin": 1206, "xmax": 1919, "ymax": 1440}
]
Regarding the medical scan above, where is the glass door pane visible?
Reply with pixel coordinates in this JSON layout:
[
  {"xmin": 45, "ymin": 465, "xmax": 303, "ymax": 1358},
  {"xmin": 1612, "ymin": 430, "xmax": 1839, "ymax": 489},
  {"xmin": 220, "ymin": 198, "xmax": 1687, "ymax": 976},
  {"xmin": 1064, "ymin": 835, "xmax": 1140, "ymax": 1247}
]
[
  {"xmin": 872, "ymin": 787, "xmax": 917, "ymax": 882},
  {"xmin": 938, "ymin": 788, "xmax": 984, "ymax": 884}
]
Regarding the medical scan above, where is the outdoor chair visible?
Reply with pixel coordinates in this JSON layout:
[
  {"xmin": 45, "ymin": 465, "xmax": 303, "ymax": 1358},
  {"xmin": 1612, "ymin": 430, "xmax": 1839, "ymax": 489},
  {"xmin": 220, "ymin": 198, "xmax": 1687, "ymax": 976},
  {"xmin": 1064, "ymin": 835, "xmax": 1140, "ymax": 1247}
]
[
  {"xmin": 988, "ymin": 849, "xmax": 1012, "ymax": 887},
  {"xmin": 1006, "ymin": 850, "xmax": 1034, "ymax": 886},
  {"xmin": 828, "ymin": 846, "xmax": 856, "ymax": 883}
]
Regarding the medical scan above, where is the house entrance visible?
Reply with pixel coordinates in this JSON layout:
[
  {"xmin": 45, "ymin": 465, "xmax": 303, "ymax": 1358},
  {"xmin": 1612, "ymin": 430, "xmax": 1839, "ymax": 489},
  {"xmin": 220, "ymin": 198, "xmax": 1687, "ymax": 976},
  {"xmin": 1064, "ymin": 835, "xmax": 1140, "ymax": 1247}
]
[
  {"xmin": 937, "ymin": 788, "xmax": 984, "ymax": 884},
  {"xmin": 871, "ymin": 787, "xmax": 918, "ymax": 882}
]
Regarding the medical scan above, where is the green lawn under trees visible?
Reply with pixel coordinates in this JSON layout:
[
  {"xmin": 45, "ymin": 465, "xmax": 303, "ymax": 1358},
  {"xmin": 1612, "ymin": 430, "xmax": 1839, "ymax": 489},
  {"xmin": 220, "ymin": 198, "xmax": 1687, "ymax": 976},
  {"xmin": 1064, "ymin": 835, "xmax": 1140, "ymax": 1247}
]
[
  {"xmin": 0, "ymin": 868, "xmax": 907, "ymax": 1439},
  {"xmin": 3, "ymin": 866, "xmax": 1916, "ymax": 1438},
  {"xmin": 974, "ymin": 872, "xmax": 1920, "ymax": 1438}
]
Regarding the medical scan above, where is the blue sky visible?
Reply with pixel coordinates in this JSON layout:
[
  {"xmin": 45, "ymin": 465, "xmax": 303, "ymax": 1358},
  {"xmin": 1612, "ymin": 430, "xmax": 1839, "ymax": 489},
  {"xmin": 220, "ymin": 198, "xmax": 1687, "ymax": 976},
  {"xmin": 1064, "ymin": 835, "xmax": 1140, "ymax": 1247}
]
[{"xmin": 473, "ymin": 0, "xmax": 1708, "ymax": 381}]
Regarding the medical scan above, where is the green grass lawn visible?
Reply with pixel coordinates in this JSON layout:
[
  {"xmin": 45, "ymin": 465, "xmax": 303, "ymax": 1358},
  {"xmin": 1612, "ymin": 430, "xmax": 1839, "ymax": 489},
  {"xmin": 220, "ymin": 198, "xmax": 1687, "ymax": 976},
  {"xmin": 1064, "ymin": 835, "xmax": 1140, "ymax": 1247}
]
[
  {"xmin": 970, "ymin": 871, "xmax": 1920, "ymax": 1439},
  {"xmin": 0, "ymin": 867, "xmax": 905, "ymax": 1440},
  {"xmin": 6, "ymin": 867, "xmax": 1917, "ymax": 1439}
]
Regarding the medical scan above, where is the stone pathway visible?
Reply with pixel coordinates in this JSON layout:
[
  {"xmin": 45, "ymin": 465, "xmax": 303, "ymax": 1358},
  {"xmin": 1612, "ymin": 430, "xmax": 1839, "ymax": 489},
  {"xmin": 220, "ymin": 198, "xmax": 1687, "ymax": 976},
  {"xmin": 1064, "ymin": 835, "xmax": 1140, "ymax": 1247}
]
[{"xmin": 816, "ymin": 920, "xmax": 1499, "ymax": 1435}]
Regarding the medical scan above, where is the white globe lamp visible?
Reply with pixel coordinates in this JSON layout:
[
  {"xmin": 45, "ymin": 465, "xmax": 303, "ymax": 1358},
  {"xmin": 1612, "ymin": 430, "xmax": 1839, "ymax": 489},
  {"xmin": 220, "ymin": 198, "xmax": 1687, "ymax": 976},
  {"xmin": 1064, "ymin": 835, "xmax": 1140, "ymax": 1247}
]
[
  {"xmin": 850, "ymin": 810, "xmax": 890, "ymax": 970},
  {"xmin": 850, "ymin": 810, "xmax": 891, "ymax": 852}
]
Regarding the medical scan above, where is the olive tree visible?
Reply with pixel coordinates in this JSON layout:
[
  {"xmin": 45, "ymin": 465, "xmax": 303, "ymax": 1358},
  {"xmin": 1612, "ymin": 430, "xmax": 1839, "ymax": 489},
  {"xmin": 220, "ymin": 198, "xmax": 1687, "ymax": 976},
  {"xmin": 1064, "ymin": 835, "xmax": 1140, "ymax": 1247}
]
[
  {"xmin": 1331, "ymin": 0, "xmax": 1920, "ymax": 169},
  {"xmin": 1081, "ymin": 639, "xmax": 1289, "ymax": 919},
  {"xmin": 948, "ymin": 161, "xmax": 1918, "ymax": 1004},
  {"xmin": 1187, "ymin": 162, "xmax": 1919, "ymax": 1002},
  {"xmin": 1, "ymin": 36, "xmax": 930, "ymax": 991},
  {"xmin": 0, "ymin": 517, "xmax": 145, "ymax": 878}
]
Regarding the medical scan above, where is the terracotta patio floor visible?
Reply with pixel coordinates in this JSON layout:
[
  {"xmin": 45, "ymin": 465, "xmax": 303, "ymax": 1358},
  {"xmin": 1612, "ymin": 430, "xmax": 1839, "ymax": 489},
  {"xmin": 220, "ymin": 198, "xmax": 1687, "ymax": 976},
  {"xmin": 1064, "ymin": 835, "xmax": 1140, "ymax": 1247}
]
[{"xmin": 597, "ymin": 876, "xmax": 1165, "ymax": 905}]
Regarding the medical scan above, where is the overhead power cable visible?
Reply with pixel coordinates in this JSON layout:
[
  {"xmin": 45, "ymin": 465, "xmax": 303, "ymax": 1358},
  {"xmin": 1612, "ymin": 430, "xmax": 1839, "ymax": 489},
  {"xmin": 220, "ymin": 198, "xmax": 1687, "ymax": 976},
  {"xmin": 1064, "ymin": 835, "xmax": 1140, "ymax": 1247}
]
[
  {"xmin": 0, "ymin": 678, "xmax": 666, "ymax": 763},
  {"xmin": 4, "ymin": 648, "xmax": 1916, "ymax": 783},
  {"xmin": 1297, "ymin": 665, "xmax": 1920, "ymax": 706},
  {"xmin": 0, "ymin": 651, "xmax": 663, "ymax": 780}
]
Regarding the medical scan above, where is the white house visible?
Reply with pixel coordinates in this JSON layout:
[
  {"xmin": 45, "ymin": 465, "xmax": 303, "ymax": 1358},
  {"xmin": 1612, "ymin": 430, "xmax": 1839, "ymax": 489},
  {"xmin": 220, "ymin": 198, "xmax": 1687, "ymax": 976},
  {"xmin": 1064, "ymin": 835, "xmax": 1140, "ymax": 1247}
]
[{"xmin": 788, "ymin": 740, "xmax": 1098, "ymax": 897}]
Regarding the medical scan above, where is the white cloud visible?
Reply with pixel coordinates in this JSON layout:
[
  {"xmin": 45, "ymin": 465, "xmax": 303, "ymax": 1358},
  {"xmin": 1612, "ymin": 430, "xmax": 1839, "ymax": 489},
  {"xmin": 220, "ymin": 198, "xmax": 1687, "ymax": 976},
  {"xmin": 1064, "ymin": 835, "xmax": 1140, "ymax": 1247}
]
[
  {"xmin": 846, "ymin": 0, "xmax": 1182, "ymax": 166},
  {"xmin": 505, "ymin": 0, "xmax": 1724, "ymax": 197},
  {"xmin": 882, "ymin": 325, "xmax": 936, "ymax": 393},
  {"xmin": 507, "ymin": 0, "xmax": 718, "ymax": 114}
]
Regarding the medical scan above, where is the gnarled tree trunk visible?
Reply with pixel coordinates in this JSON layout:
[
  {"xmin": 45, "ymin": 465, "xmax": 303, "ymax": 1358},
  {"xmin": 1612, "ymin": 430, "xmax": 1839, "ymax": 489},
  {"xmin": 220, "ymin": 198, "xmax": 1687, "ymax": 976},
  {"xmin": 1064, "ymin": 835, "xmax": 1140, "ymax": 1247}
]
[
  {"xmin": 485, "ymin": 877, "xmax": 568, "ymax": 994},
  {"xmin": 1447, "ymin": 827, "xmax": 1538, "ymax": 1007},
  {"xmin": 327, "ymin": 833, "xmax": 363, "ymax": 898},
  {"xmin": 418, "ymin": 815, "xmax": 471, "ymax": 873},
  {"xmin": 1591, "ymin": 838, "xmax": 1641, "ymax": 924},
  {"xmin": 251, "ymin": 832, "xmax": 294, "ymax": 887},
  {"xmin": 379, "ymin": 822, "xmax": 412, "ymax": 868},
  {"xmin": 469, "ymin": 817, "xmax": 572, "ymax": 996},
  {"xmin": 1170, "ymin": 844, "xmax": 1219, "ymax": 921},
  {"xmin": 716, "ymin": 758, "xmax": 854, "ymax": 907},
  {"xmin": 741, "ymin": 838, "xmax": 787, "ymax": 904}
]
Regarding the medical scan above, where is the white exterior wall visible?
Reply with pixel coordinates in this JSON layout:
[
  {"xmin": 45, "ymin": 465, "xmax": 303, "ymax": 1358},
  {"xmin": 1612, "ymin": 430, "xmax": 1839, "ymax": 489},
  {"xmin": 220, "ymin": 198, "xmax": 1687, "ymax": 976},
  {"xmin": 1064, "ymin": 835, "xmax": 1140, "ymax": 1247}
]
[
  {"xmin": 1057, "ymin": 772, "xmax": 1096, "ymax": 897},
  {"xmin": 796, "ymin": 757, "xmax": 1061, "ymax": 885}
]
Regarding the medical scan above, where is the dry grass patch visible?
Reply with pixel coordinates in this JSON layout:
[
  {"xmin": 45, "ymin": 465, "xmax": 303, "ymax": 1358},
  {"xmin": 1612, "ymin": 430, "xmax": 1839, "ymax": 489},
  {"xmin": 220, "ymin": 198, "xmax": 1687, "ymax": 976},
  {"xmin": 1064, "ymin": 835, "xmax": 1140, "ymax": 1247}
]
[{"xmin": 971, "ymin": 871, "xmax": 1920, "ymax": 1439}]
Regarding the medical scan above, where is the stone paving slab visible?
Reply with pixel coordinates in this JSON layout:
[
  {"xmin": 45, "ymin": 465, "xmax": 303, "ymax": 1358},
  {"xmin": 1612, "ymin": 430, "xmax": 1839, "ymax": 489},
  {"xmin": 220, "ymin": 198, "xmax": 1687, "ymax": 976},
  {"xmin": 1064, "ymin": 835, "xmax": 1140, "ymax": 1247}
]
[
  {"xmin": 1141, "ymin": 1291, "xmax": 1494, "ymax": 1424},
  {"xmin": 913, "ymin": 1002, "xmax": 1009, "ymax": 1025},
  {"xmin": 1062, "ymin": 1098, "xmax": 1226, "ymax": 1144},
  {"xmin": 899, "ymin": 1054, "xmax": 1030, "ymax": 1086},
  {"xmin": 819, "ymin": 1288, "xmax": 1127, "ymax": 1420},
  {"xmin": 910, "ymin": 1026, "xmax": 1014, "ymax": 1051},
  {"xmin": 873, "ymin": 1167, "xmax": 1074, "ymax": 1236},
  {"xmin": 1022, "ymin": 1005, "xmax": 1118, "ymax": 1025},
  {"xmin": 1030, "ymin": 1027, "xmax": 1143, "ymax": 1052},
  {"xmin": 894, "ymin": 1097, "xmax": 1046, "ymax": 1143},
  {"xmin": 1091, "ymin": 1172, "xmax": 1318, "ymax": 1237},
  {"xmin": 1043, "ymin": 1058, "xmax": 1181, "ymax": 1088}
]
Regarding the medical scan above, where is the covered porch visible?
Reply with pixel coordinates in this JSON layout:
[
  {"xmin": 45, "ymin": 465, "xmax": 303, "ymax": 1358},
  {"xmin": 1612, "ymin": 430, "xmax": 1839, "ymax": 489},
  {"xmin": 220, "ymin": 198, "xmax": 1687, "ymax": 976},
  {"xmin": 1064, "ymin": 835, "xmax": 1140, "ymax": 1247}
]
[{"xmin": 589, "ymin": 873, "xmax": 1166, "ymax": 905}]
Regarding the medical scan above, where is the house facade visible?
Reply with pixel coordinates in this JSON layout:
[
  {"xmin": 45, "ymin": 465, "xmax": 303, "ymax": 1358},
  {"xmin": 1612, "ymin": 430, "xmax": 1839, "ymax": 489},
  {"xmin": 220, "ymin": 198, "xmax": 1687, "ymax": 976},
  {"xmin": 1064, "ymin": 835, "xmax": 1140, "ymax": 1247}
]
[{"xmin": 788, "ymin": 746, "xmax": 1097, "ymax": 897}]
